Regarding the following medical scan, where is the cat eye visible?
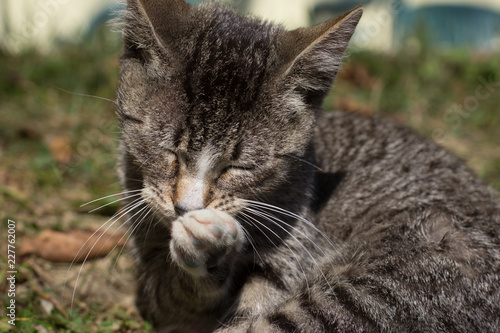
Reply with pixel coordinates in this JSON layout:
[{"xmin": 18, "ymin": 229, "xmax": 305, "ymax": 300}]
[
  {"xmin": 165, "ymin": 149, "xmax": 189, "ymax": 165},
  {"xmin": 119, "ymin": 113, "xmax": 144, "ymax": 124},
  {"xmin": 221, "ymin": 165, "xmax": 255, "ymax": 175},
  {"xmin": 216, "ymin": 164, "xmax": 256, "ymax": 188},
  {"xmin": 164, "ymin": 149, "xmax": 182, "ymax": 165}
]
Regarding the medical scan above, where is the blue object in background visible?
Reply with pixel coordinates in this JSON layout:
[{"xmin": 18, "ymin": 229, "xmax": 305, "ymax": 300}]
[
  {"xmin": 311, "ymin": 0, "xmax": 372, "ymax": 25},
  {"xmin": 394, "ymin": 4, "xmax": 500, "ymax": 50}
]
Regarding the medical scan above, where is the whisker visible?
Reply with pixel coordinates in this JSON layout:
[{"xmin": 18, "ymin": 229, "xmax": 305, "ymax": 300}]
[
  {"xmin": 243, "ymin": 199, "xmax": 341, "ymax": 257},
  {"xmin": 143, "ymin": 208, "xmax": 158, "ymax": 248},
  {"xmin": 242, "ymin": 207, "xmax": 333, "ymax": 293},
  {"xmin": 112, "ymin": 207, "xmax": 154, "ymax": 274},
  {"xmin": 56, "ymin": 87, "xmax": 117, "ymax": 105},
  {"xmin": 70, "ymin": 199, "xmax": 147, "ymax": 308},
  {"xmin": 63, "ymin": 196, "xmax": 144, "ymax": 295},
  {"xmin": 80, "ymin": 189, "xmax": 143, "ymax": 207},
  {"xmin": 239, "ymin": 211, "xmax": 310, "ymax": 291},
  {"xmin": 100, "ymin": 204, "xmax": 151, "ymax": 262},
  {"xmin": 244, "ymin": 200, "xmax": 320, "ymax": 233},
  {"xmin": 239, "ymin": 212, "xmax": 279, "ymax": 248},
  {"xmin": 244, "ymin": 207, "xmax": 326, "ymax": 255},
  {"xmin": 236, "ymin": 215, "xmax": 265, "ymax": 265},
  {"xmin": 278, "ymin": 153, "xmax": 323, "ymax": 171},
  {"xmin": 87, "ymin": 193, "xmax": 142, "ymax": 213},
  {"xmin": 71, "ymin": 197, "xmax": 144, "ymax": 270},
  {"xmin": 128, "ymin": 207, "xmax": 153, "ymax": 245},
  {"xmin": 243, "ymin": 207, "xmax": 320, "ymax": 261}
]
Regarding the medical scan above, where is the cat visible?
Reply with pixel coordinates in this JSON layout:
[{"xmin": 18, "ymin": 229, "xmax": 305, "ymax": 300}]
[{"xmin": 115, "ymin": 0, "xmax": 500, "ymax": 332}]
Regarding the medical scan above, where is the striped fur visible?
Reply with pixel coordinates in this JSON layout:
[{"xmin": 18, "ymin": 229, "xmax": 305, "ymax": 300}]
[{"xmin": 116, "ymin": 1, "xmax": 500, "ymax": 332}]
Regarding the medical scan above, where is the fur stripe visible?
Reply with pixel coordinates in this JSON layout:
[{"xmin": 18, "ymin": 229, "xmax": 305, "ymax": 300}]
[{"xmin": 269, "ymin": 313, "xmax": 300, "ymax": 332}]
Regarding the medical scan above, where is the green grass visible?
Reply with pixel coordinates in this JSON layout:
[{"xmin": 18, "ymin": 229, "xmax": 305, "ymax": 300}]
[
  {"xmin": 330, "ymin": 47, "xmax": 500, "ymax": 189},
  {"xmin": 1, "ymin": 27, "xmax": 499, "ymax": 331},
  {"xmin": 0, "ymin": 29, "xmax": 122, "ymax": 225}
]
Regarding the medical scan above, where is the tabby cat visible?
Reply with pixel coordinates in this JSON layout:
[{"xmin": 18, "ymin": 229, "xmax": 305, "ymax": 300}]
[{"xmin": 115, "ymin": 0, "xmax": 500, "ymax": 332}]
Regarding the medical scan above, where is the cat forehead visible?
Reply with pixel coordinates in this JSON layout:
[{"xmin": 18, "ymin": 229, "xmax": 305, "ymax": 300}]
[
  {"xmin": 188, "ymin": 5, "xmax": 281, "ymax": 56},
  {"xmin": 177, "ymin": 7, "xmax": 282, "ymax": 111}
]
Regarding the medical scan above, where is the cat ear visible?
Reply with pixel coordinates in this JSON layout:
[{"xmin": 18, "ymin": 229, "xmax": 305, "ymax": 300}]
[
  {"xmin": 123, "ymin": 0, "xmax": 192, "ymax": 52},
  {"xmin": 280, "ymin": 7, "xmax": 363, "ymax": 107},
  {"xmin": 135, "ymin": 0, "xmax": 192, "ymax": 47}
]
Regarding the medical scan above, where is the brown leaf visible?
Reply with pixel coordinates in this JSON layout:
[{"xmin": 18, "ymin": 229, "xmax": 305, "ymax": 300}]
[
  {"xmin": 47, "ymin": 136, "xmax": 72, "ymax": 165},
  {"xmin": 17, "ymin": 124, "xmax": 42, "ymax": 140},
  {"xmin": 19, "ymin": 229, "xmax": 127, "ymax": 263},
  {"xmin": 339, "ymin": 62, "xmax": 377, "ymax": 88},
  {"xmin": 335, "ymin": 97, "xmax": 373, "ymax": 115}
]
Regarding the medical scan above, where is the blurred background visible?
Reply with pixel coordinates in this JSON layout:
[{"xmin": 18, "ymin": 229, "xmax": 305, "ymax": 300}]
[
  {"xmin": 1, "ymin": 0, "xmax": 499, "ymax": 331},
  {"xmin": 2, "ymin": 0, "xmax": 500, "ymax": 52}
]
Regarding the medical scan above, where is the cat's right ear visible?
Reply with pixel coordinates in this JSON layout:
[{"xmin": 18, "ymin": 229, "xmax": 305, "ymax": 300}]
[
  {"xmin": 279, "ymin": 7, "xmax": 363, "ymax": 108},
  {"xmin": 122, "ymin": 0, "xmax": 192, "ymax": 57}
]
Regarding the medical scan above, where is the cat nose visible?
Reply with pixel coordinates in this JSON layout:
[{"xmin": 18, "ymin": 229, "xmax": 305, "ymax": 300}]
[
  {"xmin": 174, "ymin": 205, "xmax": 188, "ymax": 216},
  {"xmin": 175, "ymin": 178, "xmax": 206, "ymax": 215},
  {"xmin": 174, "ymin": 203, "xmax": 204, "ymax": 216}
]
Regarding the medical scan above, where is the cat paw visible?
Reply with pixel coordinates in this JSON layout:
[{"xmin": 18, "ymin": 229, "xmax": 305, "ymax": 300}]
[{"xmin": 170, "ymin": 209, "xmax": 245, "ymax": 277}]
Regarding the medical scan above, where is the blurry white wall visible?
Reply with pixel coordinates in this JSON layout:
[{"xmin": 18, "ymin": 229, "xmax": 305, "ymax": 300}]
[
  {"xmin": 0, "ymin": 0, "xmax": 118, "ymax": 54},
  {"xmin": 245, "ymin": 0, "xmax": 500, "ymax": 51},
  {"xmin": 246, "ymin": 0, "xmax": 314, "ymax": 28},
  {"xmin": 1, "ymin": 0, "xmax": 499, "ymax": 54}
]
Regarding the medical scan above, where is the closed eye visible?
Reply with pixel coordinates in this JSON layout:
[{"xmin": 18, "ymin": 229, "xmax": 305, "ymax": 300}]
[
  {"xmin": 233, "ymin": 166, "xmax": 254, "ymax": 171},
  {"xmin": 221, "ymin": 164, "xmax": 255, "ymax": 174},
  {"xmin": 216, "ymin": 164, "xmax": 256, "ymax": 185},
  {"xmin": 119, "ymin": 113, "xmax": 144, "ymax": 124}
]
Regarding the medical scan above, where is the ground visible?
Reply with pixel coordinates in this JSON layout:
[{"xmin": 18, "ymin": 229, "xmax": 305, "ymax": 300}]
[{"xmin": 0, "ymin": 28, "xmax": 499, "ymax": 332}]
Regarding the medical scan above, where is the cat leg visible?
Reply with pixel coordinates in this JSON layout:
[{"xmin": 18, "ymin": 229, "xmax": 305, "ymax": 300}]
[
  {"xmin": 170, "ymin": 209, "xmax": 246, "ymax": 277},
  {"xmin": 213, "ymin": 272, "xmax": 297, "ymax": 333},
  {"xmin": 135, "ymin": 210, "xmax": 247, "ymax": 332}
]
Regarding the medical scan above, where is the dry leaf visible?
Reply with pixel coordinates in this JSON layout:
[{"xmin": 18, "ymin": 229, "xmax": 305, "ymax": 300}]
[
  {"xmin": 339, "ymin": 62, "xmax": 377, "ymax": 88},
  {"xmin": 19, "ymin": 229, "xmax": 127, "ymax": 263},
  {"xmin": 47, "ymin": 136, "xmax": 72, "ymax": 165},
  {"xmin": 335, "ymin": 97, "xmax": 373, "ymax": 115}
]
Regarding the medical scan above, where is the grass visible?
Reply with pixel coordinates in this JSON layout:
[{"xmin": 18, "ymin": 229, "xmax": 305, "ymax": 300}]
[
  {"xmin": 0, "ymin": 27, "xmax": 499, "ymax": 332},
  {"xmin": 331, "ymin": 47, "xmax": 500, "ymax": 189}
]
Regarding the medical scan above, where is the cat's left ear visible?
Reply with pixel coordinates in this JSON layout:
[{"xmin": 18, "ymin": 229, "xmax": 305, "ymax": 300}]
[
  {"xmin": 121, "ymin": 0, "xmax": 193, "ymax": 57},
  {"xmin": 135, "ymin": 0, "xmax": 192, "ymax": 48},
  {"xmin": 280, "ymin": 7, "xmax": 363, "ymax": 107}
]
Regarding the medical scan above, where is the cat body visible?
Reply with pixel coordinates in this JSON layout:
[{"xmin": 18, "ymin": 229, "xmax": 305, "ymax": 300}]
[{"xmin": 116, "ymin": 0, "xmax": 500, "ymax": 332}]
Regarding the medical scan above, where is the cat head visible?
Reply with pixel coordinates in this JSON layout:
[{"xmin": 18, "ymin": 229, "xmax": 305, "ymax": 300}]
[{"xmin": 117, "ymin": 0, "xmax": 362, "ymax": 220}]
